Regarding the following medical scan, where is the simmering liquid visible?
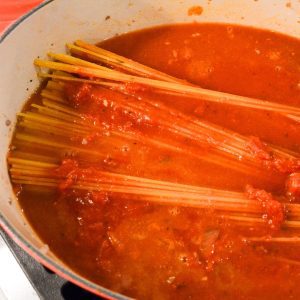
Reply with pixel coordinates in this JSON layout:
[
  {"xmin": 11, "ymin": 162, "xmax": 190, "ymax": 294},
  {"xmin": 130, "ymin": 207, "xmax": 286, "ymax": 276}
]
[{"xmin": 11, "ymin": 24, "xmax": 300, "ymax": 299}]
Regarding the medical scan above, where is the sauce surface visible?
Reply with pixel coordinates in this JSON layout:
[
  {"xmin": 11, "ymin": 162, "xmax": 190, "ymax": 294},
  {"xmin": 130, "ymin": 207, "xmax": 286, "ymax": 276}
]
[{"xmin": 12, "ymin": 23, "xmax": 300, "ymax": 299}]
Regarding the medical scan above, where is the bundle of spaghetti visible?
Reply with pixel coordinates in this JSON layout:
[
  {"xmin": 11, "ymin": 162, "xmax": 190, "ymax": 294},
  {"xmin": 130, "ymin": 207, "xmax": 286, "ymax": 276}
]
[
  {"xmin": 14, "ymin": 79, "xmax": 281, "ymax": 182},
  {"xmin": 33, "ymin": 40, "xmax": 300, "ymax": 123},
  {"xmin": 34, "ymin": 75, "xmax": 300, "ymax": 175},
  {"xmin": 15, "ymin": 101, "xmax": 244, "ymax": 173},
  {"xmin": 8, "ymin": 156, "xmax": 300, "ymax": 235}
]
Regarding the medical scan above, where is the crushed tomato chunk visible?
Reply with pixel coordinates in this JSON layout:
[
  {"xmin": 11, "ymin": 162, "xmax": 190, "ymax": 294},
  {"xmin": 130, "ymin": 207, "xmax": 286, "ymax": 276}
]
[
  {"xmin": 245, "ymin": 184, "xmax": 285, "ymax": 230},
  {"xmin": 54, "ymin": 159, "xmax": 80, "ymax": 190},
  {"xmin": 286, "ymin": 173, "xmax": 300, "ymax": 198},
  {"xmin": 247, "ymin": 136, "xmax": 300, "ymax": 174},
  {"xmin": 123, "ymin": 82, "xmax": 149, "ymax": 94},
  {"xmin": 64, "ymin": 82, "xmax": 92, "ymax": 107}
]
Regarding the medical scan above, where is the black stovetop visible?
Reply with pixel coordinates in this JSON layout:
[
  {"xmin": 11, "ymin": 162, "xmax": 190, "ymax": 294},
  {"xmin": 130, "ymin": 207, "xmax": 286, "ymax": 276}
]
[{"xmin": 0, "ymin": 230, "xmax": 104, "ymax": 300}]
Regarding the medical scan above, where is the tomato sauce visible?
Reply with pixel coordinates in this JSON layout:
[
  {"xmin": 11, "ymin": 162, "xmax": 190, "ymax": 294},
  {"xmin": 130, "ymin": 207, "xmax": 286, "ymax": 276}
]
[{"xmin": 13, "ymin": 23, "xmax": 300, "ymax": 299}]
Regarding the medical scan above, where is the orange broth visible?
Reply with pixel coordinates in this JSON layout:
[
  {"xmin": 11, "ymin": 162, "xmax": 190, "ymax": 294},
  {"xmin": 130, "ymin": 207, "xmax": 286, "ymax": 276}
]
[{"xmin": 12, "ymin": 23, "xmax": 300, "ymax": 299}]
